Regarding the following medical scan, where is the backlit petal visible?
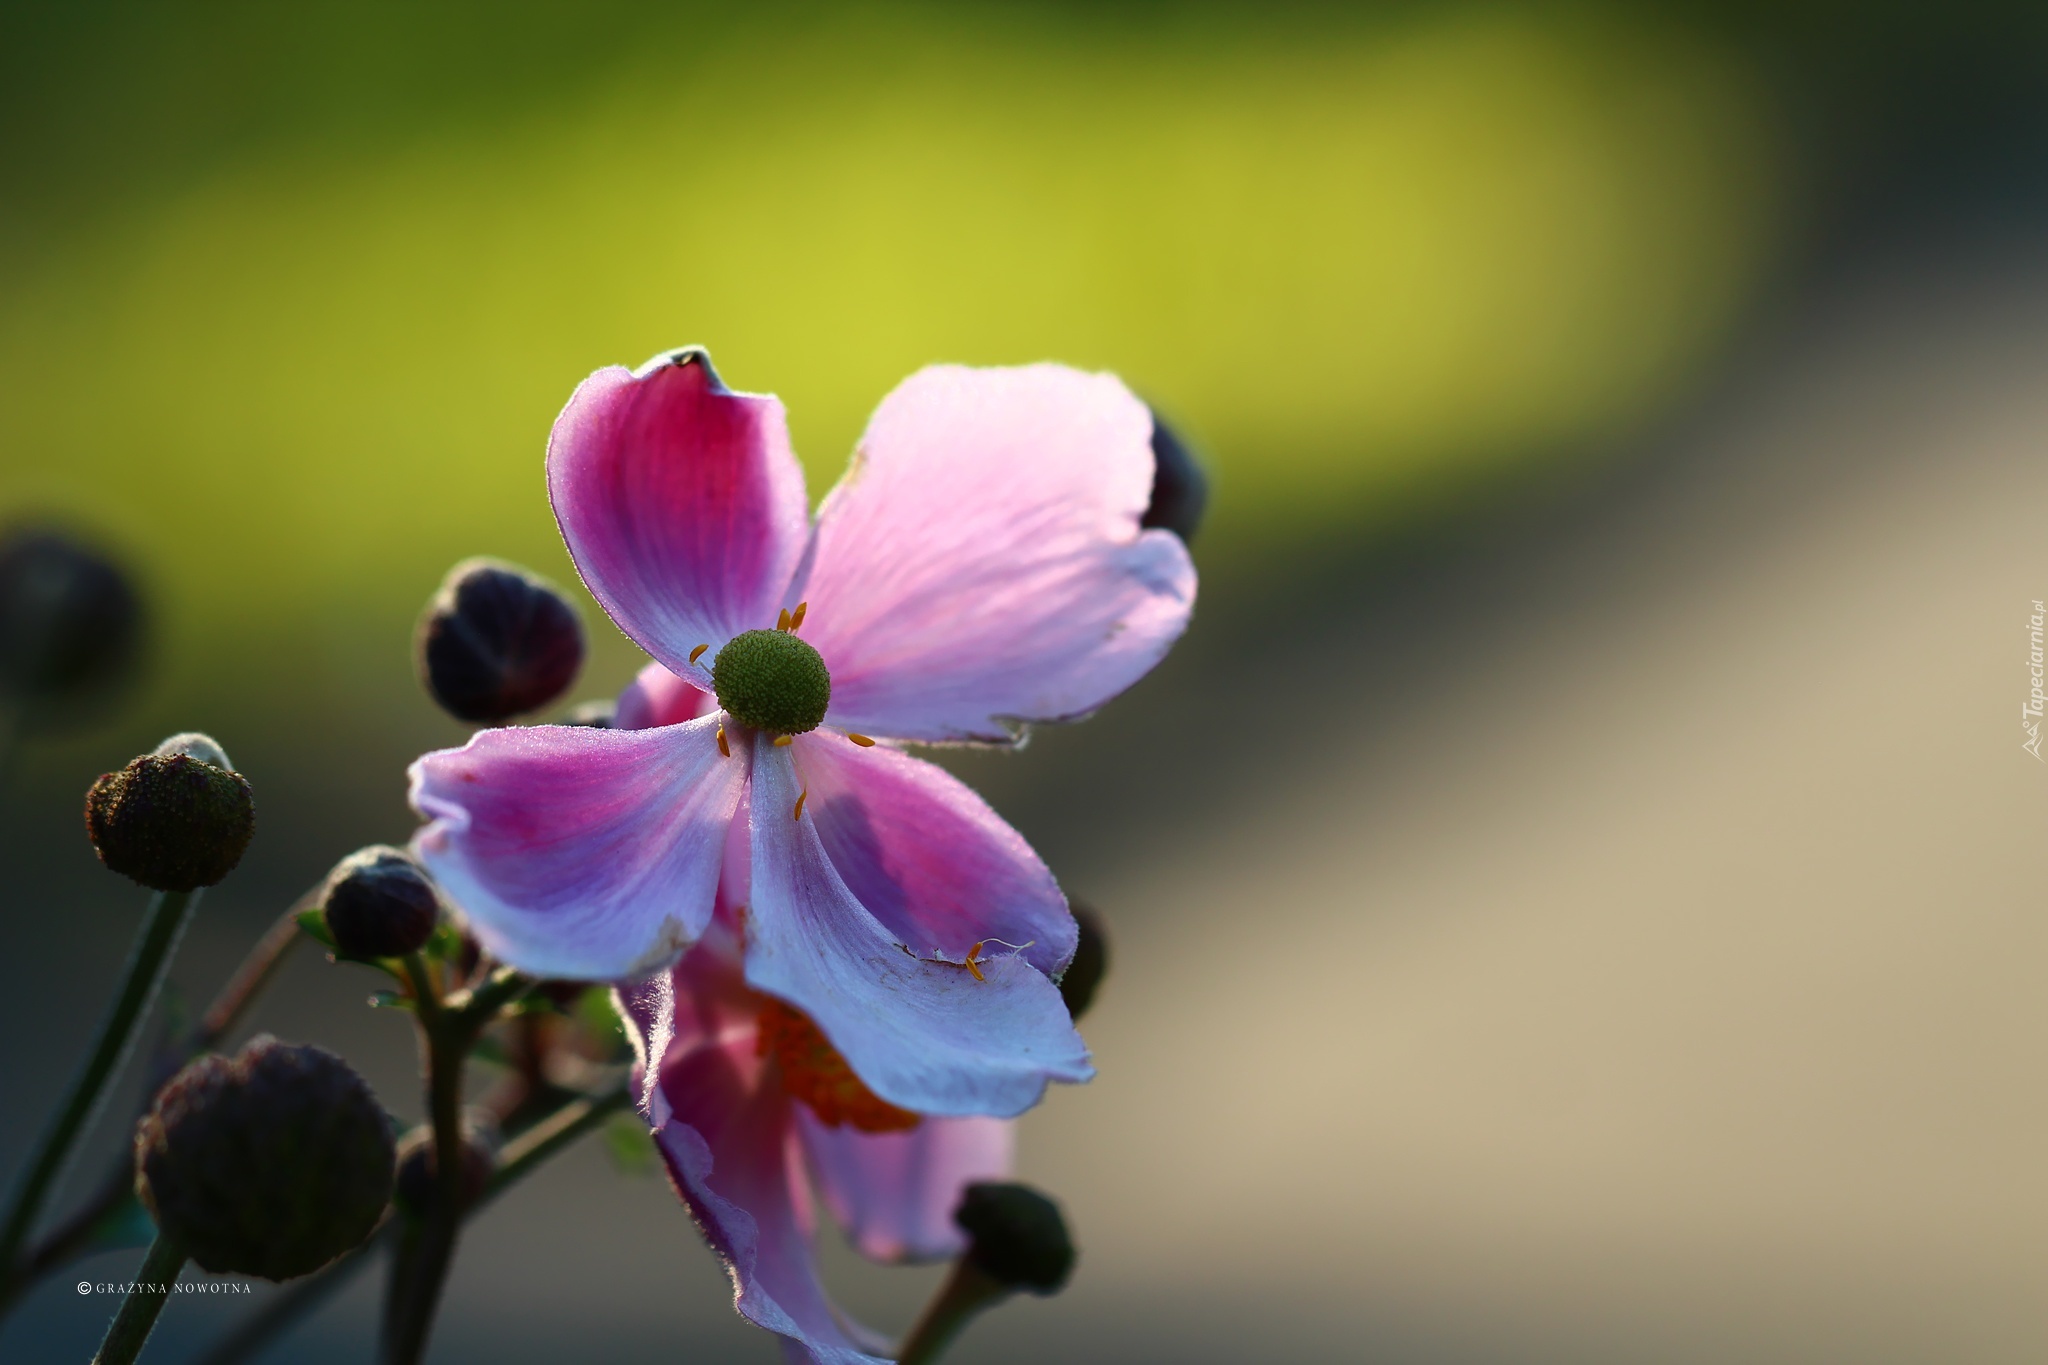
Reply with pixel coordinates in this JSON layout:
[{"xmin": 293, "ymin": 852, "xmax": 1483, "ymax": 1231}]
[
  {"xmin": 798, "ymin": 364, "xmax": 1195, "ymax": 744},
  {"xmin": 409, "ymin": 715, "xmax": 742, "ymax": 979},
  {"xmin": 794, "ymin": 732, "xmax": 1073, "ymax": 978},
  {"xmin": 744, "ymin": 743, "xmax": 1092, "ymax": 1118},
  {"xmin": 797, "ymin": 1112, "xmax": 1014, "ymax": 1263},
  {"xmin": 649, "ymin": 1025, "xmax": 886, "ymax": 1365},
  {"xmin": 549, "ymin": 350, "xmax": 808, "ymax": 676}
]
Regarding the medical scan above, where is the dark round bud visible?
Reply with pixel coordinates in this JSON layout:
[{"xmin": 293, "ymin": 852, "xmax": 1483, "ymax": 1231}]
[
  {"xmin": 1142, "ymin": 410, "xmax": 1208, "ymax": 544},
  {"xmin": 85, "ymin": 739, "xmax": 254, "ymax": 892},
  {"xmin": 393, "ymin": 1120, "xmax": 497, "ymax": 1219},
  {"xmin": 1059, "ymin": 902, "xmax": 1110, "ymax": 1021},
  {"xmin": 135, "ymin": 1035, "xmax": 395, "ymax": 1281},
  {"xmin": 416, "ymin": 558, "xmax": 584, "ymax": 723},
  {"xmin": 320, "ymin": 846, "xmax": 440, "ymax": 959},
  {"xmin": 712, "ymin": 628, "xmax": 831, "ymax": 735},
  {"xmin": 954, "ymin": 1182, "xmax": 1075, "ymax": 1295},
  {"xmin": 0, "ymin": 526, "xmax": 144, "ymax": 721},
  {"xmin": 560, "ymin": 699, "xmax": 616, "ymax": 728}
]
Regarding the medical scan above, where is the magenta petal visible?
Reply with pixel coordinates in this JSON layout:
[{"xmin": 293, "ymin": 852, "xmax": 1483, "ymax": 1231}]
[
  {"xmin": 799, "ymin": 364, "xmax": 1196, "ymax": 744},
  {"xmin": 649, "ymin": 1033, "xmax": 888, "ymax": 1365},
  {"xmin": 615, "ymin": 660, "xmax": 714, "ymax": 731},
  {"xmin": 797, "ymin": 1112, "xmax": 1013, "ymax": 1263},
  {"xmin": 408, "ymin": 715, "xmax": 744, "ymax": 978},
  {"xmin": 745, "ymin": 744, "xmax": 1093, "ymax": 1118},
  {"xmin": 549, "ymin": 351, "xmax": 809, "ymax": 676},
  {"xmin": 794, "ymin": 732, "xmax": 1074, "ymax": 978}
]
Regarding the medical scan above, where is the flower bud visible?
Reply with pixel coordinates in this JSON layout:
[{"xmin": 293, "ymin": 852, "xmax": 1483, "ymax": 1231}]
[
  {"xmin": 320, "ymin": 846, "xmax": 440, "ymax": 959},
  {"xmin": 0, "ymin": 526, "xmax": 143, "ymax": 721},
  {"xmin": 85, "ymin": 739, "xmax": 254, "ymax": 892},
  {"xmin": 135, "ymin": 1035, "xmax": 395, "ymax": 1281},
  {"xmin": 953, "ymin": 1182, "xmax": 1075, "ymax": 1295},
  {"xmin": 1142, "ymin": 410, "xmax": 1208, "ymax": 544},
  {"xmin": 416, "ymin": 558, "xmax": 584, "ymax": 723},
  {"xmin": 1059, "ymin": 902, "xmax": 1109, "ymax": 1022},
  {"xmin": 392, "ymin": 1119, "xmax": 497, "ymax": 1218}
]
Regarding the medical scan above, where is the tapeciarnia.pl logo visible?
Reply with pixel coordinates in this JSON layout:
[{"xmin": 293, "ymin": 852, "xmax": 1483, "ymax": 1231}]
[{"xmin": 2025, "ymin": 600, "xmax": 2044, "ymax": 761}]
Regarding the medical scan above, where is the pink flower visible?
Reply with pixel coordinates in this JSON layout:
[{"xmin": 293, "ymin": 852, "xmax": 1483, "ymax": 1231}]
[
  {"xmin": 409, "ymin": 350, "xmax": 1194, "ymax": 1118},
  {"xmin": 624, "ymin": 888, "xmax": 1012, "ymax": 1364},
  {"xmin": 599, "ymin": 667, "xmax": 1018, "ymax": 1363}
]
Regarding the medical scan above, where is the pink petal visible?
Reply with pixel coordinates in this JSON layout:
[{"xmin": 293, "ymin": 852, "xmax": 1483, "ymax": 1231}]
[
  {"xmin": 408, "ymin": 715, "xmax": 743, "ymax": 979},
  {"xmin": 794, "ymin": 732, "xmax": 1075, "ymax": 977},
  {"xmin": 648, "ymin": 1021, "xmax": 888, "ymax": 1365},
  {"xmin": 797, "ymin": 364, "xmax": 1196, "ymax": 744},
  {"xmin": 549, "ymin": 350, "xmax": 808, "ymax": 677},
  {"xmin": 743, "ymin": 743, "xmax": 1093, "ymax": 1118},
  {"xmin": 796, "ymin": 1111, "xmax": 1014, "ymax": 1263},
  {"xmin": 616, "ymin": 906, "xmax": 758, "ymax": 1115},
  {"xmin": 615, "ymin": 660, "xmax": 714, "ymax": 731}
]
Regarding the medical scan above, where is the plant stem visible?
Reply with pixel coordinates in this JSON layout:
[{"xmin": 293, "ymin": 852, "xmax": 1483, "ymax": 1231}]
[
  {"xmin": 89, "ymin": 1232, "xmax": 186, "ymax": 1365},
  {"xmin": 192, "ymin": 896, "xmax": 310, "ymax": 1051},
  {"xmin": 0, "ymin": 890, "xmax": 198, "ymax": 1275},
  {"xmin": 894, "ymin": 1259, "xmax": 1007, "ymax": 1365},
  {"xmin": 381, "ymin": 955, "xmax": 533, "ymax": 1365},
  {"xmin": 1, "ymin": 893, "xmax": 310, "ymax": 1314}
]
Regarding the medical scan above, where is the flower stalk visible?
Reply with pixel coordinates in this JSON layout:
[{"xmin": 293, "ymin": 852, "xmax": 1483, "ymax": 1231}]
[
  {"xmin": 88, "ymin": 1231, "xmax": 187, "ymax": 1365},
  {"xmin": 893, "ymin": 1258, "xmax": 1006, "ymax": 1365},
  {"xmin": 0, "ymin": 889, "xmax": 198, "ymax": 1277},
  {"xmin": 0, "ymin": 894, "xmax": 309, "ymax": 1314},
  {"xmin": 381, "ymin": 957, "xmax": 534, "ymax": 1365}
]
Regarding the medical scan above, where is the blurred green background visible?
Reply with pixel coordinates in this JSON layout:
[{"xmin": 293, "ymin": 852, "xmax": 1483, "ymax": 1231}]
[
  {"xmin": 1, "ymin": 0, "xmax": 1785, "ymax": 735},
  {"xmin": 6, "ymin": 1, "xmax": 2048, "ymax": 1362}
]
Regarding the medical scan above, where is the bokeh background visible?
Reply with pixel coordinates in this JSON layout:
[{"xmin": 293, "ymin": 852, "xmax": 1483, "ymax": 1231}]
[{"xmin": 3, "ymin": 1, "xmax": 2044, "ymax": 1360}]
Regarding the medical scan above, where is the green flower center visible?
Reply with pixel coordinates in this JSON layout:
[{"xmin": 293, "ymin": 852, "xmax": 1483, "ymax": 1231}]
[{"xmin": 712, "ymin": 628, "xmax": 832, "ymax": 735}]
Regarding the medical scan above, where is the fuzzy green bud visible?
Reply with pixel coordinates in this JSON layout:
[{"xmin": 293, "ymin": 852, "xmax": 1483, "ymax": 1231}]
[
  {"xmin": 84, "ymin": 738, "xmax": 254, "ymax": 892},
  {"xmin": 712, "ymin": 628, "xmax": 831, "ymax": 735}
]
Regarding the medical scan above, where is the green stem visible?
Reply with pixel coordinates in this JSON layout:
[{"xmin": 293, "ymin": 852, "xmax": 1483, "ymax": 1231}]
[
  {"xmin": 452, "ymin": 966, "xmax": 533, "ymax": 1029},
  {"xmin": 0, "ymin": 890, "xmax": 198, "ymax": 1273},
  {"xmin": 894, "ymin": 1259, "xmax": 1008, "ymax": 1365},
  {"xmin": 486, "ymin": 1085, "xmax": 633, "ymax": 1197},
  {"xmin": 0, "ymin": 894, "xmax": 308, "ymax": 1315},
  {"xmin": 191, "ymin": 897, "xmax": 309, "ymax": 1051},
  {"xmin": 381, "ymin": 956, "xmax": 530, "ymax": 1365},
  {"xmin": 89, "ymin": 1232, "xmax": 186, "ymax": 1365}
]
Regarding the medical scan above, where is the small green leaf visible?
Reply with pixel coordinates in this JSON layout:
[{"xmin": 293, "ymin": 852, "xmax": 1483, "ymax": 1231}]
[
  {"xmin": 424, "ymin": 921, "xmax": 464, "ymax": 962},
  {"xmin": 576, "ymin": 987, "xmax": 630, "ymax": 1059},
  {"xmin": 602, "ymin": 1114, "xmax": 657, "ymax": 1176},
  {"xmin": 295, "ymin": 907, "xmax": 338, "ymax": 951}
]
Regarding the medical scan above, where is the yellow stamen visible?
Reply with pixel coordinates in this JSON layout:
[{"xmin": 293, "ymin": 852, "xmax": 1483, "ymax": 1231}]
[
  {"xmin": 716, "ymin": 725, "xmax": 729, "ymax": 758},
  {"xmin": 772, "ymin": 734, "xmax": 794, "ymax": 747},
  {"xmin": 793, "ymin": 789, "xmax": 808, "ymax": 820},
  {"xmin": 965, "ymin": 940, "xmax": 987, "ymax": 982},
  {"xmin": 777, "ymin": 608, "xmax": 792, "ymax": 632},
  {"xmin": 789, "ymin": 601, "xmax": 808, "ymax": 631},
  {"xmin": 689, "ymin": 643, "xmax": 709, "ymax": 664},
  {"xmin": 845, "ymin": 732, "xmax": 875, "ymax": 747}
]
